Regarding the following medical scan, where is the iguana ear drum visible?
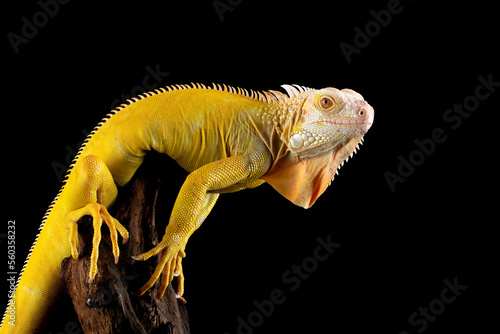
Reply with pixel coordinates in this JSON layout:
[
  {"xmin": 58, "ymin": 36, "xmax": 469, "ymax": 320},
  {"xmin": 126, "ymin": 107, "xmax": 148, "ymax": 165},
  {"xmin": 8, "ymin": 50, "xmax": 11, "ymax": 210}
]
[
  {"xmin": 289, "ymin": 133, "xmax": 330, "ymax": 150},
  {"xmin": 290, "ymin": 133, "xmax": 304, "ymax": 149}
]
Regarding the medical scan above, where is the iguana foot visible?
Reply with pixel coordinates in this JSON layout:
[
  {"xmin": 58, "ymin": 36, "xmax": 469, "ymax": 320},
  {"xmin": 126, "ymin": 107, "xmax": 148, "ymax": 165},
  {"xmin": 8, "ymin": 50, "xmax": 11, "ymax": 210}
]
[
  {"xmin": 132, "ymin": 238, "xmax": 187, "ymax": 302},
  {"xmin": 66, "ymin": 203, "xmax": 129, "ymax": 283}
]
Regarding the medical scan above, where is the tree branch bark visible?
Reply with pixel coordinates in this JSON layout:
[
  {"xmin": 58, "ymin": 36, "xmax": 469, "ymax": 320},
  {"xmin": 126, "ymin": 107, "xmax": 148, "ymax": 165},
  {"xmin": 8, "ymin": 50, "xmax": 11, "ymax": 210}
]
[{"xmin": 60, "ymin": 162, "xmax": 190, "ymax": 334}]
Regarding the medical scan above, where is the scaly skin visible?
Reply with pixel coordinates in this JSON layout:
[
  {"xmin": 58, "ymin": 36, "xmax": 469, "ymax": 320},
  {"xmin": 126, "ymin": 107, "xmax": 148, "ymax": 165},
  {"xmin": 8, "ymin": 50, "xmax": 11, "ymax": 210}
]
[{"xmin": 0, "ymin": 83, "xmax": 373, "ymax": 333}]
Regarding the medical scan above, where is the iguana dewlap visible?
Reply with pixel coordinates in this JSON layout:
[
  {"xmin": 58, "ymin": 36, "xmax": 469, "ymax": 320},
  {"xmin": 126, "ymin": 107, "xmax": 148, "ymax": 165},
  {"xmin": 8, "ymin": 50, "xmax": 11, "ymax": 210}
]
[{"xmin": 0, "ymin": 83, "xmax": 373, "ymax": 333}]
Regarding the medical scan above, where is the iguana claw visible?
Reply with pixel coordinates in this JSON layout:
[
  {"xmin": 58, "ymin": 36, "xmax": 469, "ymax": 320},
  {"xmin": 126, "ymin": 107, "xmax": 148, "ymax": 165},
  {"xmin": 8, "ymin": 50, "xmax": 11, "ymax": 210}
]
[
  {"xmin": 66, "ymin": 202, "xmax": 129, "ymax": 283},
  {"xmin": 132, "ymin": 239, "xmax": 186, "ymax": 301}
]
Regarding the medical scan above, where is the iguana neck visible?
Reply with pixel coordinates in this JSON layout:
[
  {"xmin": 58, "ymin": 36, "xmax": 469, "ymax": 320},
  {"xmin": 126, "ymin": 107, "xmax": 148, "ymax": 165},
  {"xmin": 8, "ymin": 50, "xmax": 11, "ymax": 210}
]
[{"xmin": 255, "ymin": 94, "xmax": 309, "ymax": 172}]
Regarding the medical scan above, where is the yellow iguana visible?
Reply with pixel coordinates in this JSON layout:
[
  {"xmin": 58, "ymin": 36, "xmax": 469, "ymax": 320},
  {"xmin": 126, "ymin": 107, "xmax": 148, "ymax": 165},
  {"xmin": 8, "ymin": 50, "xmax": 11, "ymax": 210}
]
[{"xmin": 0, "ymin": 83, "xmax": 374, "ymax": 333}]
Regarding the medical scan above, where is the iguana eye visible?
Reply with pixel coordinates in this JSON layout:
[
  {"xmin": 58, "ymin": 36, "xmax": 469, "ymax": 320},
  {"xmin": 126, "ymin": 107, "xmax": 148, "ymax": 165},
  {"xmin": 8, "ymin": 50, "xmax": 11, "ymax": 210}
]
[{"xmin": 319, "ymin": 96, "xmax": 335, "ymax": 111}]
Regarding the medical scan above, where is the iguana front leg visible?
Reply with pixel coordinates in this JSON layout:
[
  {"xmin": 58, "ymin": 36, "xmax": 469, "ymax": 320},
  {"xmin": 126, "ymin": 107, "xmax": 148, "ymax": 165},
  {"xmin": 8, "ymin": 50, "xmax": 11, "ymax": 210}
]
[
  {"xmin": 133, "ymin": 152, "xmax": 270, "ymax": 300},
  {"xmin": 172, "ymin": 192, "xmax": 219, "ymax": 302}
]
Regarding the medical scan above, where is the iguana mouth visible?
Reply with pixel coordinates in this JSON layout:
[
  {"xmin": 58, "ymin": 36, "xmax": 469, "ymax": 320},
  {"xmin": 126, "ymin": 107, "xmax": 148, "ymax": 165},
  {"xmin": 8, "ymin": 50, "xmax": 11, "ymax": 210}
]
[{"xmin": 318, "ymin": 119, "xmax": 370, "ymax": 126}]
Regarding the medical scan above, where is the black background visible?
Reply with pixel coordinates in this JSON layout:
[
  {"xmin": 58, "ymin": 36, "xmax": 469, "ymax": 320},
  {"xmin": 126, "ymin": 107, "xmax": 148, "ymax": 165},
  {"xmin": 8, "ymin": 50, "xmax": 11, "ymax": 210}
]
[{"xmin": 2, "ymin": 1, "xmax": 498, "ymax": 333}]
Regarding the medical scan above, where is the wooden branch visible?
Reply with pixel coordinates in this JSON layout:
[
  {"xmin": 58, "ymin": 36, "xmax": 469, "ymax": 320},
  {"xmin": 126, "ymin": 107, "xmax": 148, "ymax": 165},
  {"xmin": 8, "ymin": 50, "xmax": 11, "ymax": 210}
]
[{"xmin": 60, "ymin": 164, "xmax": 190, "ymax": 334}]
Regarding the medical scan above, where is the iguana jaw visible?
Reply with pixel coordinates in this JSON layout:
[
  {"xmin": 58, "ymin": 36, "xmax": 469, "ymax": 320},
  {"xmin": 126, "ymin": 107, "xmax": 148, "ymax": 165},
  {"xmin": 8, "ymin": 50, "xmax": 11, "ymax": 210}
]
[{"xmin": 262, "ymin": 134, "xmax": 366, "ymax": 209}]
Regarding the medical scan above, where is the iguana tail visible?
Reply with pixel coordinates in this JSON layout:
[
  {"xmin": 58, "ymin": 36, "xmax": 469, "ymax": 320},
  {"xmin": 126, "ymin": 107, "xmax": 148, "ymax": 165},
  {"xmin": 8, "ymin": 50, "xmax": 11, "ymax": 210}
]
[{"xmin": 0, "ymin": 195, "xmax": 71, "ymax": 334}]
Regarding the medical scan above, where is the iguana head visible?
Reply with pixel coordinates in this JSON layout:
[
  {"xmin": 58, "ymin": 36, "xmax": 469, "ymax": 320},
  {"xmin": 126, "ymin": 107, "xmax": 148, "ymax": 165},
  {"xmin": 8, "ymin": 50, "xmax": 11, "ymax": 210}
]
[{"xmin": 262, "ymin": 85, "xmax": 374, "ymax": 209}]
